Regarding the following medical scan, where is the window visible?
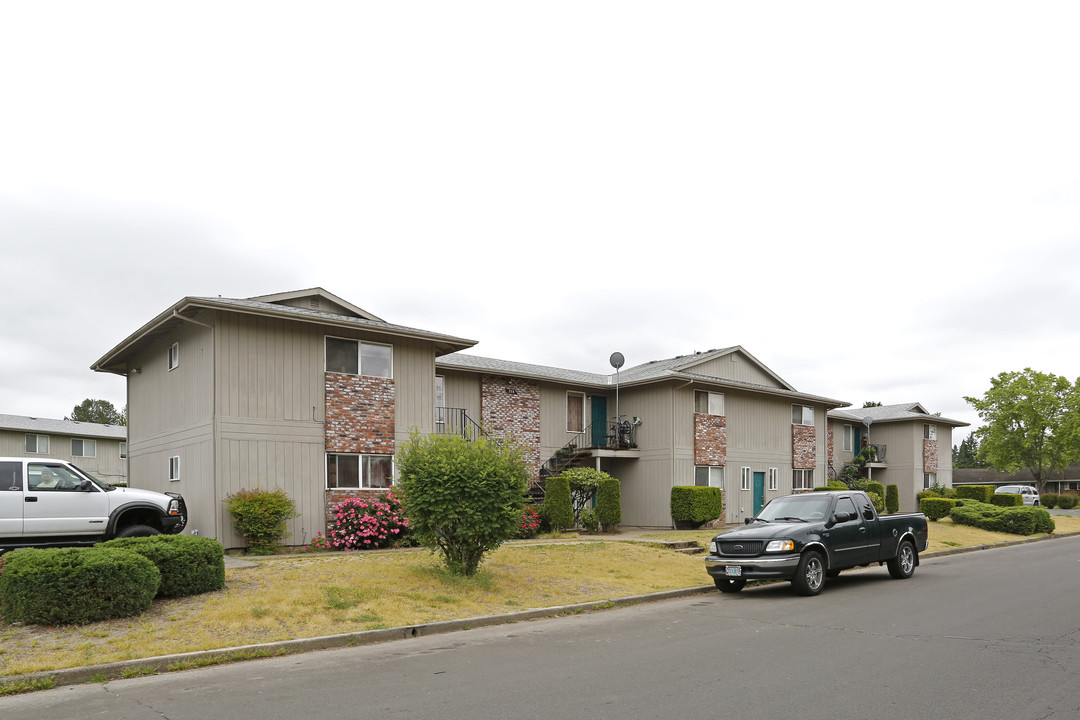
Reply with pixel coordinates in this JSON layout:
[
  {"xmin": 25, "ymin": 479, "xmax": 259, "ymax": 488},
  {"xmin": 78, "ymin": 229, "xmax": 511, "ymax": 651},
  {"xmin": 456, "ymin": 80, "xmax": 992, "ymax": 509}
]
[
  {"xmin": 842, "ymin": 425, "xmax": 853, "ymax": 452},
  {"xmin": 793, "ymin": 469, "xmax": 814, "ymax": 490},
  {"xmin": 836, "ymin": 496, "xmax": 858, "ymax": 520},
  {"xmin": 694, "ymin": 391, "xmax": 725, "ymax": 416},
  {"xmin": 169, "ymin": 456, "xmax": 180, "ymax": 481},
  {"xmin": 71, "ymin": 438, "xmax": 97, "ymax": 458},
  {"xmin": 119, "ymin": 442, "xmax": 128, "ymax": 459},
  {"xmin": 567, "ymin": 392, "xmax": 585, "ymax": 433},
  {"xmin": 25, "ymin": 434, "xmax": 50, "ymax": 454},
  {"xmin": 325, "ymin": 337, "xmax": 393, "ymax": 378},
  {"xmin": 695, "ymin": 466, "xmax": 724, "ymax": 488},
  {"xmin": 769, "ymin": 467, "xmax": 779, "ymax": 491},
  {"xmin": 28, "ymin": 464, "xmax": 83, "ymax": 492},
  {"xmin": 924, "ymin": 424, "xmax": 937, "ymax": 440},
  {"xmin": 326, "ymin": 453, "xmax": 394, "ymax": 489},
  {"xmin": 168, "ymin": 342, "xmax": 179, "ymax": 371},
  {"xmin": 924, "ymin": 472, "xmax": 937, "ymax": 489},
  {"xmin": 741, "ymin": 466, "xmax": 752, "ymax": 491},
  {"xmin": 792, "ymin": 405, "xmax": 815, "ymax": 426}
]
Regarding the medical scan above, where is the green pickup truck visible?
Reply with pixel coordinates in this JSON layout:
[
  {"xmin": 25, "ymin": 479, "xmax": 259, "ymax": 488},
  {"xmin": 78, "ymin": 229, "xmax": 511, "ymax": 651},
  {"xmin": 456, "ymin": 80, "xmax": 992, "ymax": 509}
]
[{"xmin": 705, "ymin": 490, "xmax": 928, "ymax": 596}]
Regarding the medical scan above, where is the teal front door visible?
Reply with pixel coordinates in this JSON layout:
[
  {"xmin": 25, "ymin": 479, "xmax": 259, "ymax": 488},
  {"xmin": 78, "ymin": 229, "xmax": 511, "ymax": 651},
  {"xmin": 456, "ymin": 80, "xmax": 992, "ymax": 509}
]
[
  {"xmin": 753, "ymin": 472, "xmax": 766, "ymax": 515},
  {"xmin": 590, "ymin": 396, "xmax": 607, "ymax": 448}
]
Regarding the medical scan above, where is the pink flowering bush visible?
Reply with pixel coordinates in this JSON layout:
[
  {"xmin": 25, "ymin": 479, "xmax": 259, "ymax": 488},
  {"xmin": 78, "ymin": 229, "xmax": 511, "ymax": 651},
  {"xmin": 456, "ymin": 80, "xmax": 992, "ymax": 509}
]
[{"xmin": 327, "ymin": 489, "xmax": 410, "ymax": 550}]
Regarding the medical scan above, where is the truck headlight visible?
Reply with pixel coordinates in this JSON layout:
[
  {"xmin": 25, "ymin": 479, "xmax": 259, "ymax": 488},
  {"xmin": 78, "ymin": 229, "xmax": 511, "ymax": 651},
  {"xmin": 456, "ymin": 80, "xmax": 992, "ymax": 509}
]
[
  {"xmin": 710, "ymin": 541, "xmax": 720, "ymax": 554},
  {"xmin": 168, "ymin": 499, "xmax": 181, "ymax": 516},
  {"xmin": 765, "ymin": 539, "xmax": 795, "ymax": 552}
]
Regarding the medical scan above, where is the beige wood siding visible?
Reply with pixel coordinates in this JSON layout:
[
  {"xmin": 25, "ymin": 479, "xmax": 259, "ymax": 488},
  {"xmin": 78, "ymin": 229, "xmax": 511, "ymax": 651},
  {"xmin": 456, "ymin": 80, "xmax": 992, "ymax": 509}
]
[{"xmin": 681, "ymin": 350, "xmax": 786, "ymax": 388}]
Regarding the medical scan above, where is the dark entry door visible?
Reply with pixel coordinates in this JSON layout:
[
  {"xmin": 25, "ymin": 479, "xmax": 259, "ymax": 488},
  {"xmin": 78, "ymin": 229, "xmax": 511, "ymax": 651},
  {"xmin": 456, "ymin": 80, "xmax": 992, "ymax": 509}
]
[
  {"xmin": 590, "ymin": 396, "xmax": 607, "ymax": 448},
  {"xmin": 753, "ymin": 472, "xmax": 766, "ymax": 515}
]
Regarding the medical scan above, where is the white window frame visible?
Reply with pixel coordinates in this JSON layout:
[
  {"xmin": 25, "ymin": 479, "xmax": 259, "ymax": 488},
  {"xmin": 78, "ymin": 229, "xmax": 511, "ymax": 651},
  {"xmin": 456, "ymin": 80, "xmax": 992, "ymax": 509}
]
[
  {"xmin": 326, "ymin": 453, "xmax": 395, "ymax": 489},
  {"xmin": 324, "ymin": 336, "xmax": 394, "ymax": 379},
  {"xmin": 25, "ymin": 434, "xmax": 50, "ymax": 454},
  {"xmin": 792, "ymin": 404, "xmax": 815, "ymax": 426},
  {"xmin": 694, "ymin": 466, "xmax": 724, "ymax": 488},
  {"xmin": 793, "ymin": 468, "xmax": 814, "ymax": 490},
  {"xmin": 842, "ymin": 425, "xmax": 853, "ymax": 453},
  {"xmin": 71, "ymin": 438, "xmax": 97, "ymax": 458},
  {"xmin": 924, "ymin": 472, "xmax": 937, "ymax": 489},
  {"xmin": 168, "ymin": 455, "xmax": 180, "ymax": 481},
  {"xmin": 119, "ymin": 442, "xmax": 128, "ymax": 459},
  {"xmin": 768, "ymin": 467, "xmax": 779, "ymax": 491},
  {"xmin": 695, "ymin": 390, "xmax": 725, "ymax": 416},
  {"xmin": 168, "ymin": 342, "xmax": 180, "ymax": 371},
  {"xmin": 741, "ymin": 466, "xmax": 752, "ymax": 491},
  {"xmin": 924, "ymin": 424, "xmax": 937, "ymax": 440},
  {"xmin": 566, "ymin": 391, "xmax": 585, "ymax": 433}
]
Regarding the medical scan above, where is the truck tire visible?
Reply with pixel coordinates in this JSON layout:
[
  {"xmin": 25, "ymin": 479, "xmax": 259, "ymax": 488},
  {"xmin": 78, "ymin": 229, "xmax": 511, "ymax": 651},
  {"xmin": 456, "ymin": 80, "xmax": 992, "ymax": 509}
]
[
  {"xmin": 792, "ymin": 550, "xmax": 825, "ymax": 596},
  {"xmin": 714, "ymin": 578, "xmax": 747, "ymax": 593},
  {"xmin": 887, "ymin": 539, "xmax": 916, "ymax": 579},
  {"xmin": 115, "ymin": 524, "xmax": 161, "ymax": 539}
]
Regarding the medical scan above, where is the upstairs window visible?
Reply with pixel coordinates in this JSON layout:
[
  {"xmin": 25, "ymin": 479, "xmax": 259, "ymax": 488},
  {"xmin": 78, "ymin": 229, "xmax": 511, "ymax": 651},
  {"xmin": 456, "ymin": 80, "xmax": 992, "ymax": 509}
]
[
  {"xmin": 924, "ymin": 424, "xmax": 937, "ymax": 440},
  {"xmin": 325, "ymin": 337, "xmax": 393, "ymax": 378},
  {"xmin": 119, "ymin": 442, "xmax": 128, "ymax": 459},
  {"xmin": 566, "ymin": 392, "xmax": 585, "ymax": 433},
  {"xmin": 792, "ymin": 405, "xmax": 815, "ymax": 426},
  {"xmin": 842, "ymin": 425, "xmax": 853, "ymax": 452},
  {"xmin": 71, "ymin": 438, "xmax": 97, "ymax": 458},
  {"xmin": 168, "ymin": 342, "xmax": 180, "ymax": 371},
  {"xmin": 169, "ymin": 455, "xmax": 180, "ymax": 481},
  {"xmin": 694, "ymin": 391, "xmax": 725, "ymax": 416},
  {"xmin": 25, "ymin": 434, "xmax": 50, "ymax": 454}
]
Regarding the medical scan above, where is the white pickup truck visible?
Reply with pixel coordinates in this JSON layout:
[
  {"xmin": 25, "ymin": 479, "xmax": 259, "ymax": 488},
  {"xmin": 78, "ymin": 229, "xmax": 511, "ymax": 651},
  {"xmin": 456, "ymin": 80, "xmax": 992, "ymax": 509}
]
[{"xmin": 0, "ymin": 457, "xmax": 187, "ymax": 551}]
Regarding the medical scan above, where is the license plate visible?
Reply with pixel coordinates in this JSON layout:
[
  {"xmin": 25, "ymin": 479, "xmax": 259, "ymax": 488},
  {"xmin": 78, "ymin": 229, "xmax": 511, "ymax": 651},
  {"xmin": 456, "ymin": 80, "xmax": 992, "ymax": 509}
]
[{"xmin": 725, "ymin": 566, "xmax": 742, "ymax": 577}]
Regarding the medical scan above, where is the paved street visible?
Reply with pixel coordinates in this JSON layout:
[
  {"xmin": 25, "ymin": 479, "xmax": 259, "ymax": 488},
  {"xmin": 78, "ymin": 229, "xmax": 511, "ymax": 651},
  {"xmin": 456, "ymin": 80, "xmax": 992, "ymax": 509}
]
[{"xmin": 3, "ymin": 536, "xmax": 1079, "ymax": 720}]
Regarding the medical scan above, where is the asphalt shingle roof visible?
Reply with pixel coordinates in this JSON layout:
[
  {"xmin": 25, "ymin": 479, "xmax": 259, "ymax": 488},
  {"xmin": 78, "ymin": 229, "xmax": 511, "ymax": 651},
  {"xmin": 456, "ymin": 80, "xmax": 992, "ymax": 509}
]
[{"xmin": 0, "ymin": 414, "xmax": 127, "ymax": 439}]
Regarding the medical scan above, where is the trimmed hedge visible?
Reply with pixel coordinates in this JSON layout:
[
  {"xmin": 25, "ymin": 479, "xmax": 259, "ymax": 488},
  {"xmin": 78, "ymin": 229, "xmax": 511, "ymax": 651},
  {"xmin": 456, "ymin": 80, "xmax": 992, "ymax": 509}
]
[
  {"xmin": 542, "ymin": 475, "xmax": 574, "ymax": 531},
  {"xmin": 885, "ymin": 485, "xmax": 899, "ymax": 514},
  {"xmin": 990, "ymin": 493, "xmax": 1023, "ymax": 508},
  {"xmin": 865, "ymin": 491, "xmax": 884, "ymax": 513},
  {"xmin": 595, "ymin": 477, "xmax": 622, "ymax": 531},
  {"xmin": 866, "ymin": 482, "xmax": 885, "ymax": 502},
  {"xmin": 671, "ymin": 486, "xmax": 723, "ymax": 524},
  {"xmin": 0, "ymin": 547, "xmax": 160, "ymax": 625},
  {"xmin": 920, "ymin": 497, "xmax": 957, "ymax": 521},
  {"xmin": 1042, "ymin": 493, "xmax": 1059, "ymax": 509},
  {"xmin": 1058, "ymin": 494, "xmax": 1078, "ymax": 509},
  {"xmin": 100, "ymin": 535, "xmax": 225, "ymax": 598},
  {"xmin": 956, "ymin": 485, "xmax": 994, "ymax": 503},
  {"xmin": 949, "ymin": 500, "xmax": 1055, "ymax": 535}
]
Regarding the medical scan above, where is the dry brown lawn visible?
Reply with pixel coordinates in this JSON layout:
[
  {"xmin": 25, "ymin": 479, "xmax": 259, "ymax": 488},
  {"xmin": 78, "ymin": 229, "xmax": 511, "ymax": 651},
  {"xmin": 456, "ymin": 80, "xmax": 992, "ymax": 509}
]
[{"xmin": 2, "ymin": 515, "xmax": 1077, "ymax": 680}]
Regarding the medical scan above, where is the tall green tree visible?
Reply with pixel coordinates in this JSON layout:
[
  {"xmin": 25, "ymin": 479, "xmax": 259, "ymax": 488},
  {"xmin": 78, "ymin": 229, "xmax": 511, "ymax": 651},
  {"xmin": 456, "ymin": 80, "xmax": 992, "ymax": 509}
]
[
  {"xmin": 67, "ymin": 399, "xmax": 126, "ymax": 426},
  {"xmin": 964, "ymin": 369, "xmax": 1080, "ymax": 493},
  {"xmin": 952, "ymin": 433, "xmax": 986, "ymax": 468}
]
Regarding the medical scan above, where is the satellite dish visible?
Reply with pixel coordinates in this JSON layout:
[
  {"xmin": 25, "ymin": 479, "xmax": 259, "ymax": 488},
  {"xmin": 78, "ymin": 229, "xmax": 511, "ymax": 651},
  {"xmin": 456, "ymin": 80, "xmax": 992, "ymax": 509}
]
[
  {"xmin": 609, "ymin": 352, "xmax": 625, "ymax": 370},
  {"xmin": 862, "ymin": 416, "xmax": 873, "ymax": 428}
]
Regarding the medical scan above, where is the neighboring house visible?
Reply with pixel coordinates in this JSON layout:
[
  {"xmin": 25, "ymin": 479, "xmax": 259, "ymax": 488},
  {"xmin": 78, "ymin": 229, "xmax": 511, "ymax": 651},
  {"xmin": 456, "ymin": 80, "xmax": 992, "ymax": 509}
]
[
  {"xmin": 827, "ymin": 403, "xmax": 968, "ymax": 511},
  {"xmin": 0, "ymin": 414, "xmax": 128, "ymax": 485},
  {"xmin": 92, "ymin": 288, "xmax": 850, "ymax": 546},
  {"xmin": 953, "ymin": 466, "xmax": 1080, "ymax": 495}
]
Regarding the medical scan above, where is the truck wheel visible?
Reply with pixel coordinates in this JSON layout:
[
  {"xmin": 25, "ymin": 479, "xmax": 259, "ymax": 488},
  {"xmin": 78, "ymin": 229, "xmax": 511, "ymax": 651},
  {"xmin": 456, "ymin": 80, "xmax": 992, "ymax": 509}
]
[
  {"xmin": 115, "ymin": 525, "xmax": 160, "ymax": 539},
  {"xmin": 792, "ymin": 551, "xmax": 825, "ymax": 596},
  {"xmin": 714, "ymin": 578, "xmax": 746, "ymax": 593},
  {"xmin": 887, "ymin": 539, "xmax": 916, "ymax": 579}
]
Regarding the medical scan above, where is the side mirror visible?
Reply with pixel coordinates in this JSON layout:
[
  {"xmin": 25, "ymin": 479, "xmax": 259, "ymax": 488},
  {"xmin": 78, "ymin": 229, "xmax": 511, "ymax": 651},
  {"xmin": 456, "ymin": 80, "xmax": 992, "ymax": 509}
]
[
  {"xmin": 829, "ymin": 511, "xmax": 852, "ymax": 526},
  {"xmin": 744, "ymin": 517, "xmax": 753, "ymax": 525},
  {"xmin": 80, "ymin": 479, "xmax": 94, "ymax": 492}
]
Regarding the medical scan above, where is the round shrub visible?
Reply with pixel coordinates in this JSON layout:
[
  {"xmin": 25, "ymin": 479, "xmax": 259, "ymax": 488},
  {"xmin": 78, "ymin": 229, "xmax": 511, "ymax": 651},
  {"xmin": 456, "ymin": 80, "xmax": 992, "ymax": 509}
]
[
  {"xmin": 865, "ymin": 491, "xmax": 884, "ymax": 513},
  {"xmin": 580, "ymin": 508, "xmax": 600, "ymax": 532},
  {"xmin": 224, "ymin": 487, "xmax": 300, "ymax": 554},
  {"xmin": 921, "ymin": 497, "xmax": 956, "ymax": 521},
  {"xmin": 866, "ymin": 482, "xmax": 885, "ymax": 502},
  {"xmin": 1058, "ymin": 494, "xmax": 1078, "ymax": 510},
  {"xmin": 326, "ymin": 489, "xmax": 409, "ymax": 550},
  {"xmin": 100, "ymin": 535, "xmax": 225, "ymax": 597},
  {"xmin": 1042, "ymin": 493, "xmax": 1059, "ymax": 509},
  {"xmin": 0, "ymin": 547, "xmax": 160, "ymax": 625}
]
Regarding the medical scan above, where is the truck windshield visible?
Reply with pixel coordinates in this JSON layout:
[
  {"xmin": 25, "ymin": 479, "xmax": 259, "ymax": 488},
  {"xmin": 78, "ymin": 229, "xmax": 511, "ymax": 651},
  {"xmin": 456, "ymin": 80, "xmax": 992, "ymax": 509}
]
[
  {"xmin": 757, "ymin": 496, "xmax": 831, "ymax": 523},
  {"xmin": 69, "ymin": 464, "xmax": 117, "ymax": 491}
]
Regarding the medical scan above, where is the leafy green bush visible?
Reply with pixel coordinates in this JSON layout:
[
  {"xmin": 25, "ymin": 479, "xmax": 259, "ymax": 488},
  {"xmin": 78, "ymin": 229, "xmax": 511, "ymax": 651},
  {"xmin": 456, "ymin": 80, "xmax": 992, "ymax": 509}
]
[
  {"xmin": 1058, "ymin": 494, "xmax": 1078, "ymax": 509},
  {"xmin": 865, "ymin": 491, "xmax": 884, "ymax": 513},
  {"xmin": 885, "ymin": 485, "xmax": 899, "ymax": 514},
  {"xmin": 917, "ymin": 490, "xmax": 940, "ymax": 503},
  {"xmin": 224, "ymin": 487, "xmax": 299, "ymax": 555},
  {"xmin": 397, "ymin": 432, "xmax": 528, "ymax": 576},
  {"xmin": 1042, "ymin": 493, "xmax": 1059, "ymax": 509},
  {"xmin": 0, "ymin": 547, "xmax": 160, "ymax": 625},
  {"xmin": 920, "ymin": 497, "xmax": 956, "ymax": 521},
  {"xmin": 595, "ymin": 476, "xmax": 622, "ymax": 531},
  {"xmin": 990, "ymin": 493, "xmax": 1023, "ymax": 508},
  {"xmin": 866, "ymin": 482, "xmax": 885, "ymax": 502},
  {"xmin": 100, "ymin": 535, "xmax": 225, "ymax": 597},
  {"xmin": 956, "ymin": 485, "xmax": 994, "ymax": 503},
  {"xmin": 579, "ymin": 508, "xmax": 600, "ymax": 532},
  {"xmin": 542, "ymin": 475, "xmax": 574, "ymax": 532},
  {"xmin": 553, "ymin": 468, "xmax": 616, "ymax": 523},
  {"xmin": 670, "ymin": 486, "xmax": 723, "ymax": 524},
  {"xmin": 949, "ymin": 500, "xmax": 1055, "ymax": 535}
]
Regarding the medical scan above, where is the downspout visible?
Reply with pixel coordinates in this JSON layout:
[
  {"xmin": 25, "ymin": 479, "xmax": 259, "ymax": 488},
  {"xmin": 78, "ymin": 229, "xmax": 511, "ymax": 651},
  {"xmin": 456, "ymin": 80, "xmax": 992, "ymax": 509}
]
[
  {"xmin": 172, "ymin": 310, "xmax": 215, "ymax": 538},
  {"xmin": 672, "ymin": 379, "xmax": 694, "ymax": 529}
]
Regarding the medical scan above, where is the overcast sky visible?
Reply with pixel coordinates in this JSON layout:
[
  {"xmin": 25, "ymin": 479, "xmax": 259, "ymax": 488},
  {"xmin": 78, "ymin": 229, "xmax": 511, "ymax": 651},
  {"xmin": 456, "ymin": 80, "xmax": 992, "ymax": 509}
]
[{"xmin": 2, "ymin": 2, "xmax": 1078, "ymax": 442}]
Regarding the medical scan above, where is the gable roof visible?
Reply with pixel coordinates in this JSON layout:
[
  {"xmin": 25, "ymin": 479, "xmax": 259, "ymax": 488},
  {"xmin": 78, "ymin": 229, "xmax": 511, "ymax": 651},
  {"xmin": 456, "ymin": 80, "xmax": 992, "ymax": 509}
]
[
  {"xmin": 92, "ymin": 290, "xmax": 477, "ymax": 375},
  {"xmin": 248, "ymin": 288, "xmax": 386, "ymax": 322},
  {"xmin": 828, "ymin": 402, "xmax": 969, "ymax": 428},
  {"xmin": 438, "ymin": 347, "xmax": 848, "ymax": 408},
  {"xmin": 0, "ymin": 414, "xmax": 127, "ymax": 440}
]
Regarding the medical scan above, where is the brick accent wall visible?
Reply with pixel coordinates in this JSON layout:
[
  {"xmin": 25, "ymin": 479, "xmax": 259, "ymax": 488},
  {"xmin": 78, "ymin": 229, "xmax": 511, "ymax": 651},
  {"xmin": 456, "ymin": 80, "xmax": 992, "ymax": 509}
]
[
  {"xmin": 694, "ymin": 414, "xmax": 727, "ymax": 466},
  {"xmin": 325, "ymin": 372, "xmax": 395, "ymax": 455},
  {"xmin": 827, "ymin": 422, "xmax": 834, "ymax": 468},
  {"xmin": 923, "ymin": 438, "xmax": 939, "ymax": 473},
  {"xmin": 792, "ymin": 424, "xmax": 816, "ymax": 470},
  {"xmin": 481, "ymin": 374, "xmax": 541, "ymax": 479}
]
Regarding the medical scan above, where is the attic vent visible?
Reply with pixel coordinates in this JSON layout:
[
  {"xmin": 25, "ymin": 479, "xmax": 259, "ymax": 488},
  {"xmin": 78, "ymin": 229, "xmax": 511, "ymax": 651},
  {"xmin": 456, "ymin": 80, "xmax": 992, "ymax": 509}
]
[{"xmin": 309, "ymin": 299, "xmax": 321, "ymax": 310}]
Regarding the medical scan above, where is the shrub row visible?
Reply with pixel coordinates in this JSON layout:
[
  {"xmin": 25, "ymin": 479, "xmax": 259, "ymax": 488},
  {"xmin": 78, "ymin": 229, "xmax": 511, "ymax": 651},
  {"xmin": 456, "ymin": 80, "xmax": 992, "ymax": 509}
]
[
  {"xmin": 955, "ymin": 485, "xmax": 995, "ymax": 503},
  {"xmin": 989, "ymin": 493, "xmax": 1023, "ymax": 508},
  {"xmin": 1042, "ymin": 493, "xmax": 1079, "ymax": 509},
  {"xmin": 0, "ymin": 536, "xmax": 225, "ymax": 626},
  {"xmin": 920, "ymin": 497, "xmax": 957, "ymax": 521},
  {"xmin": 949, "ymin": 500, "xmax": 1055, "ymax": 535},
  {"xmin": 670, "ymin": 486, "xmax": 723, "ymax": 525}
]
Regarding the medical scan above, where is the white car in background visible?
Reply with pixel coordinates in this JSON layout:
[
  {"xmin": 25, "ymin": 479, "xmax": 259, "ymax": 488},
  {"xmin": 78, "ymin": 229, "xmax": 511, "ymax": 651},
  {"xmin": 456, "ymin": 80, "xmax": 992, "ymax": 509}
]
[{"xmin": 995, "ymin": 485, "xmax": 1040, "ymax": 506}]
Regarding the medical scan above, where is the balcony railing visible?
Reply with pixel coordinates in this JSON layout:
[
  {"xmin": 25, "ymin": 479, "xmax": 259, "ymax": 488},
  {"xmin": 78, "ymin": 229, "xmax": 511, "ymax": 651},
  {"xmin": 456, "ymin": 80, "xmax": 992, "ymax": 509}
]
[
  {"xmin": 434, "ymin": 407, "xmax": 484, "ymax": 441},
  {"xmin": 865, "ymin": 443, "xmax": 887, "ymax": 463}
]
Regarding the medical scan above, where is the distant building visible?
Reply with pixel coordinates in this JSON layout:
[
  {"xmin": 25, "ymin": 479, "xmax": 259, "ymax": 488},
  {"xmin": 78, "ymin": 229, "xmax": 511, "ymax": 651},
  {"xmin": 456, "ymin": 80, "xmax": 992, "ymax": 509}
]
[
  {"xmin": 953, "ymin": 466, "xmax": 1080, "ymax": 494},
  {"xmin": 0, "ymin": 414, "xmax": 127, "ymax": 485}
]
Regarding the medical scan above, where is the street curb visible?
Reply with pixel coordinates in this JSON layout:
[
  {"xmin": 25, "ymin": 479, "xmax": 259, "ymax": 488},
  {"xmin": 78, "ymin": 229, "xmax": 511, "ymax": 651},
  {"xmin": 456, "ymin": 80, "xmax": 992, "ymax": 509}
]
[{"xmin": 5, "ymin": 530, "xmax": 1080, "ymax": 693}]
